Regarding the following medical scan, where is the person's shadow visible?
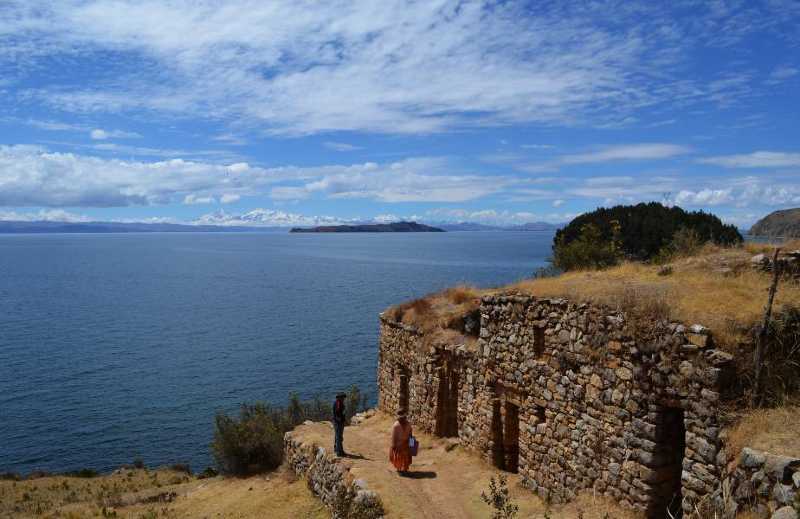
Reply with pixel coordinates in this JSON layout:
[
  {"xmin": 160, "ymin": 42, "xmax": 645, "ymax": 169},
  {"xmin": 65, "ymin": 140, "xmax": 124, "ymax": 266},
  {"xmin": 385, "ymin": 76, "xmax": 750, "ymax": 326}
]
[
  {"xmin": 342, "ymin": 452, "xmax": 369, "ymax": 461},
  {"xmin": 399, "ymin": 471, "xmax": 437, "ymax": 479}
]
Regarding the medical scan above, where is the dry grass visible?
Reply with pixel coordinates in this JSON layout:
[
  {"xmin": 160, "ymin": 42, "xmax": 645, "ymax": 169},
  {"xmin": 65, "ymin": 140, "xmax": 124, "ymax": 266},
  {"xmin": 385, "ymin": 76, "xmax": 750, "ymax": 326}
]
[
  {"xmin": 726, "ymin": 403, "xmax": 800, "ymax": 460},
  {"xmin": 509, "ymin": 246, "xmax": 800, "ymax": 349},
  {"xmin": 744, "ymin": 238, "xmax": 800, "ymax": 255},
  {"xmin": 387, "ymin": 285, "xmax": 482, "ymax": 346},
  {"xmin": 0, "ymin": 466, "xmax": 326, "ymax": 519}
]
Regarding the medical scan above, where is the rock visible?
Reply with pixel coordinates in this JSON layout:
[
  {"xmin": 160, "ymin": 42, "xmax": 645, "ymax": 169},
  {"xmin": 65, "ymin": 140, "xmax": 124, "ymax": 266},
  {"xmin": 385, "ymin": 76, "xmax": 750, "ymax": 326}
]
[
  {"xmin": 706, "ymin": 349, "xmax": 734, "ymax": 367},
  {"xmin": 764, "ymin": 453, "xmax": 800, "ymax": 482},
  {"xmin": 793, "ymin": 471, "xmax": 800, "ymax": 489},
  {"xmin": 751, "ymin": 253, "xmax": 767, "ymax": 265},
  {"xmin": 741, "ymin": 448, "xmax": 767, "ymax": 468},
  {"xmin": 686, "ymin": 333, "xmax": 709, "ymax": 348},
  {"xmin": 616, "ymin": 367, "xmax": 633, "ymax": 381},
  {"xmin": 772, "ymin": 482, "xmax": 796, "ymax": 506},
  {"xmin": 771, "ymin": 506, "xmax": 798, "ymax": 519},
  {"xmin": 690, "ymin": 324, "xmax": 708, "ymax": 334}
]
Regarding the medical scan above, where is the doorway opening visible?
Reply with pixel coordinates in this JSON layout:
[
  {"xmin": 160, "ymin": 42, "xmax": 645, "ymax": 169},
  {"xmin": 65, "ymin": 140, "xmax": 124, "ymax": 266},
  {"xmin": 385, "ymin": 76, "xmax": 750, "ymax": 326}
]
[
  {"xmin": 503, "ymin": 401, "xmax": 520, "ymax": 473},
  {"xmin": 648, "ymin": 406, "xmax": 686, "ymax": 519},
  {"xmin": 491, "ymin": 398, "xmax": 505, "ymax": 470},
  {"xmin": 435, "ymin": 360, "xmax": 459, "ymax": 437},
  {"xmin": 534, "ymin": 326, "xmax": 545, "ymax": 357},
  {"xmin": 490, "ymin": 387, "xmax": 522, "ymax": 474}
]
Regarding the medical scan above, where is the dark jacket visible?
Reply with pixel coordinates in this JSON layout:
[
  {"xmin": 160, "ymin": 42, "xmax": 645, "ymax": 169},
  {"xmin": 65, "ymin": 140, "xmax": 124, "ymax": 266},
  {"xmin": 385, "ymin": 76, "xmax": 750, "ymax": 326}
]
[{"xmin": 333, "ymin": 399, "xmax": 346, "ymax": 425}]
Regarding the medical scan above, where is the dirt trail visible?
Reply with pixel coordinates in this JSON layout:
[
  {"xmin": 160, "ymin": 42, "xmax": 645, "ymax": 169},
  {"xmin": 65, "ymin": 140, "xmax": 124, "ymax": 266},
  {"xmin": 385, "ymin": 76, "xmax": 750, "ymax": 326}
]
[{"xmin": 292, "ymin": 412, "xmax": 633, "ymax": 519}]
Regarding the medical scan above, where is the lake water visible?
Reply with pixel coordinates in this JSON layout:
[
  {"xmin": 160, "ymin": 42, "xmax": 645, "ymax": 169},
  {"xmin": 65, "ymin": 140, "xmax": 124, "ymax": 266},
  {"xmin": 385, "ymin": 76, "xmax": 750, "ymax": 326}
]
[{"xmin": 0, "ymin": 231, "xmax": 553, "ymax": 474}]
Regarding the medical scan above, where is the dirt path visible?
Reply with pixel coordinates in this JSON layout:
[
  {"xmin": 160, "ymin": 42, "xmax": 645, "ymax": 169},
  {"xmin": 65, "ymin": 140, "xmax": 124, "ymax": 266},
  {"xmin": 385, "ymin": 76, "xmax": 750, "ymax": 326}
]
[{"xmin": 292, "ymin": 412, "xmax": 634, "ymax": 519}]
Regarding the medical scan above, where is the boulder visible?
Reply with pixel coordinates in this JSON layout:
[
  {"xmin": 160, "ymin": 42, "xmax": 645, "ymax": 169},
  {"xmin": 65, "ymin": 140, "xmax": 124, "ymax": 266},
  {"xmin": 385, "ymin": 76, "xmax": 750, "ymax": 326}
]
[{"xmin": 771, "ymin": 506, "xmax": 798, "ymax": 519}]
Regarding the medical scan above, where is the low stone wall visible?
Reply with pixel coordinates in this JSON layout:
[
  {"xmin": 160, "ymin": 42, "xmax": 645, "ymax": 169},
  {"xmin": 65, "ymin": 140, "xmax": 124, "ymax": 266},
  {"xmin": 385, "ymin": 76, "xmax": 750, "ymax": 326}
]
[
  {"xmin": 284, "ymin": 429, "xmax": 384, "ymax": 519},
  {"xmin": 720, "ymin": 447, "xmax": 800, "ymax": 518}
]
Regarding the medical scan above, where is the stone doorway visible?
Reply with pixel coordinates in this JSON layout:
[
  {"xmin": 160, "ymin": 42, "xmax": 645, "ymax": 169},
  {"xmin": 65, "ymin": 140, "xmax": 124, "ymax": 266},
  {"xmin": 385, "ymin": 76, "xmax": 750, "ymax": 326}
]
[
  {"xmin": 398, "ymin": 367, "xmax": 410, "ymax": 413},
  {"xmin": 503, "ymin": 401, "xmax": 520, "ymax": 473},
  {"xmin": 435, "ymin": 358, "xmax": 459, "ymax": 437},
  {"xmin": 490, "ymin": 386, "xmax": 522, "ymax": 474},
  {"xmin": 648, "ymin": 406, "xmax": 686, "ymax": 519}
]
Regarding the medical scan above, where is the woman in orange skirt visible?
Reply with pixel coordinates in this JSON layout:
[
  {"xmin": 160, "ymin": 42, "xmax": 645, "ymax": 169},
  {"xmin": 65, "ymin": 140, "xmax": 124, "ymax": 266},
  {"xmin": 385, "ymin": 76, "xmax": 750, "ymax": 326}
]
[{"xmin": 390, "ymin": 411, "xmax": 413, "ymax": 474}]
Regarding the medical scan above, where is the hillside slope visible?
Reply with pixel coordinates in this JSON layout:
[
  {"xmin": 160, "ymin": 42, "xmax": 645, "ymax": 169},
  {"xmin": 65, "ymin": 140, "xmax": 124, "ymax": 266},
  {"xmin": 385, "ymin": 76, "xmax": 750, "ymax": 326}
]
[{"xmin": 749, "ymin": 208, "xmax": 800, "ymax": 237}]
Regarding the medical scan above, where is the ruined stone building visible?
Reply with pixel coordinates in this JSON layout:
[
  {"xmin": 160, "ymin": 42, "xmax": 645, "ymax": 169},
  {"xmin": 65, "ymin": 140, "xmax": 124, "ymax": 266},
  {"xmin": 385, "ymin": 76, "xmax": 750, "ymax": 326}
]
[{"xmin": 377, "ymin": 294, "xmax": 739, "ymax": 518}]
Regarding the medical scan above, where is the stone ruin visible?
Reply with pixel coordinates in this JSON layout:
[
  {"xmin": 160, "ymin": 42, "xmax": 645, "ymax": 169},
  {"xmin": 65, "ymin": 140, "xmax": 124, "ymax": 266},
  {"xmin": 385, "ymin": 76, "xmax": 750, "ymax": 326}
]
[{"xmin": 377, "ymin": 293, "xmax": 743, "ymax": 518}]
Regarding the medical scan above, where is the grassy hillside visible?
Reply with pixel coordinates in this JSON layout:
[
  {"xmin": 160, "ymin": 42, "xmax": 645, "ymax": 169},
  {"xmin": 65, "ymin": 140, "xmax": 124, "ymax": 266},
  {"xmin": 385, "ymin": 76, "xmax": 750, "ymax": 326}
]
[
  {"xmin": 0, "ymin": 466, "xmax": 326, "ymax": 519},
  {"xmin": 750, "ymin": 208, "xmax": 800, "ymax": 238}
]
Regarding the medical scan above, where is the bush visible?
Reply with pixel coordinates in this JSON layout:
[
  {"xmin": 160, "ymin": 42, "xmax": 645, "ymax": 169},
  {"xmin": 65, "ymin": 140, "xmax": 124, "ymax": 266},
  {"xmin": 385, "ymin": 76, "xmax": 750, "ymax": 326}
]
[
  {"xmin": 211, "ymin": 390, "xmax": 366, "ymax": 475},
  {"xmin": 553, "ymin": 223, "xmax": 620, "ymax": 271},
  {"xmin": 553, "ymin": 202, "xmax": 742, "ymax": 270},
  {"xmin": 481, "ymin": 474, "xmax": 518, "ymax": 519},
  {"xmin": 64, "ymin": 468, "xmax": 99, "ymax": 478},
  {"xmin": 169, "ymin": 463, "xmax": 191, "ymax": 475},
  {"xmin": 761, "ymin": 304, "xmax": 800, "ymax": 405},
  {"xmin": 654, "ymin": 227, "xmax": 705, "ymax": 263}
]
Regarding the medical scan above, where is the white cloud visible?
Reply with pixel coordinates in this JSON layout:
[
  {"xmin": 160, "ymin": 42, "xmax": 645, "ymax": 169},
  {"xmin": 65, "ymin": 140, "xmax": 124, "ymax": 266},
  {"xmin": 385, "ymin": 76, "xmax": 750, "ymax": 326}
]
[
  {"xmin": 767, "ymin": 65, "xmax": 798, "ymax": 84},
  {"xmin": 425, "ymin": 208, "xmax": 574, "ymax": 225},
  {"xmin": 24, "ymin": 119, "xmax": 87, "ymax": 132},
  {"xmin": 212, "ymin": 133, "xmax": 247, "ymax": 145},
  {"xmin": 183, "ymin": 194, "xmax": 215, "ymax": 205},
  {"xmin": 220, "ymin": 193, "xmax": 240, "ymax": 204},
  {"xmin": 323, "ymin": 142, "xmax": 362, "ymax": 152},
  {"xmin": 90, "ymin": 128, "xmax": 141, "ymax": 140},
  {"xmin": 0, "ymin": 145, "xmax": 502, "ymax": 207},
  {"xmin": 552, "ymin": 199, "xmax": 565, "ymax": 207},
  {"xmin": 0, "ymin": 209, "xmax": 92, "ymax": 222},
  {"xmin": 5, "ymin": 2, "xmax": 786, "ymax": 134},
  {"xmin": 698, "ymin": 151, "xmax": 800, "ymax": 168},
  {"xmin": 561, "ymin": 144, "xmax": 690, "ymax": 165},
  {"xmin": 674, "ymin": 188, "xmax": 733, "ymax": 206},
  {"xmin": 520, "ymin": 144, "xmax": 555, "ymax": 150}
]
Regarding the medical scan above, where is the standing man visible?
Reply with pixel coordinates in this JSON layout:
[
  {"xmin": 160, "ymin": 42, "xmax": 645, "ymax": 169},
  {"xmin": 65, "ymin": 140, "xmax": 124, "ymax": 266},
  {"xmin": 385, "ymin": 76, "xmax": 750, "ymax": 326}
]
[{"xmin": 333, "ymin": 392, "xmax": 347, "ymax": 457}]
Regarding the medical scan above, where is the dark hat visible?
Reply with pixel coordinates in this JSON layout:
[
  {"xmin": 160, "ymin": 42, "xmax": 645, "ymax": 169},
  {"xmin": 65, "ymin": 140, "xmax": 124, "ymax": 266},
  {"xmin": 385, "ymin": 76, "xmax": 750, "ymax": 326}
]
[{"xmin": 335, "ymin": 392, "xmax": 347, "ymax": 398}]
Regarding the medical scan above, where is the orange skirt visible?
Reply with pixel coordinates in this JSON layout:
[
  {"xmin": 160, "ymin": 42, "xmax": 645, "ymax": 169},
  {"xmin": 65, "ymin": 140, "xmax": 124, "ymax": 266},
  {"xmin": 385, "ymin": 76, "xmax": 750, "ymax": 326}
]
[{"xmin": 390, "ymin": 445, "xmax": 412, "ymax": 471}]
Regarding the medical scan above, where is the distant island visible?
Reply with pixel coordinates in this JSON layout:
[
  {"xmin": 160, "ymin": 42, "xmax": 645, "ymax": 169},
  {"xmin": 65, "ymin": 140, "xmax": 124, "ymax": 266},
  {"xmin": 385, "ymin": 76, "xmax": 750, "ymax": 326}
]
[
  {"xmin": 749, "ymin": 208, "xmax": 800, "ymax": 238},
  {"xmin": 290, "ymin": 221, "xmax": 444, "ymax": 233}
]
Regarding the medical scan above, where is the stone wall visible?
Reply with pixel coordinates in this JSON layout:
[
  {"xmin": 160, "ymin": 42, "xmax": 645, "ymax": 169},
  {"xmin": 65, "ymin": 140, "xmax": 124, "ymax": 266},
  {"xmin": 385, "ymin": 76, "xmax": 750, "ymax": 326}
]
[
  {"xmin": 284, "ymin": 429, "xmax": 384, "ymax": 519},
  {"xmin": 378, "ymin": 293, "xmax": 739, "ymax": 518},
  {"xmin": 720, "ymin": 447, "xmax": 800, "ymax": 518}
]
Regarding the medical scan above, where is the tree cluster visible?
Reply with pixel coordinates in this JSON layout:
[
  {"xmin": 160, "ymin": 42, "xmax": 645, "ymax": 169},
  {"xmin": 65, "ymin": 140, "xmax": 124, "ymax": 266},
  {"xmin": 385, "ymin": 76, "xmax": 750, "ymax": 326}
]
[{"xmin": 553, "ymin": 202, "xmax": 742, "ymax": 270}]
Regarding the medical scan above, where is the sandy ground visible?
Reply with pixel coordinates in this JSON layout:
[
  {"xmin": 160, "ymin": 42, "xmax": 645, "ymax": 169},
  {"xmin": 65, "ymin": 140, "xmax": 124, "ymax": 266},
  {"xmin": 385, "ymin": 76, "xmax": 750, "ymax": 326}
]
[{"xmin": 292, "ymin": 411, "xmax": 636, "ymax": 519}]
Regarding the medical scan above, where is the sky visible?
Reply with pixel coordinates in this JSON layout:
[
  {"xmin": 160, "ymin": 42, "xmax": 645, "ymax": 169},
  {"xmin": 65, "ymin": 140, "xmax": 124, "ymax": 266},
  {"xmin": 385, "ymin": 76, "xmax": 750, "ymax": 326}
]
[{"xmin": 1, "ymin": 0, "xmax": 799, "ymax": 228}]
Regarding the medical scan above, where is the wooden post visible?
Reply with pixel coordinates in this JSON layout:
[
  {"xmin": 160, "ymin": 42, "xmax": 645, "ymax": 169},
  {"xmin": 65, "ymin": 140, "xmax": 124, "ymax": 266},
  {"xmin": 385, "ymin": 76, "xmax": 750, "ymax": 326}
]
[{"xmin": 752, "ymin": 248, "xmax": 782, "ymax": 407}]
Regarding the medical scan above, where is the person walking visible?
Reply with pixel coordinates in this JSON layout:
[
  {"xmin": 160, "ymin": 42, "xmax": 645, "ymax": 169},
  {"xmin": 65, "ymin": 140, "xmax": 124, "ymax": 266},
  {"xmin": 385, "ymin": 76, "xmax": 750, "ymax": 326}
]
[
  {"xmin": 333, "ymin": 392, "xmax": 347, "ymax": 457},
  {"xmin": 390, "ymin": 410, "xmax": 413, "ymax": 474}
]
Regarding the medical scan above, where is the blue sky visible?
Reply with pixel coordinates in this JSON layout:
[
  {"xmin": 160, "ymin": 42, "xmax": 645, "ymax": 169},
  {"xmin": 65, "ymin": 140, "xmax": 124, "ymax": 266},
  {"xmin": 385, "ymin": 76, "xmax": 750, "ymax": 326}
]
[{"xmin": 1, "ymin": 0, "xmax": 799, "ymax": 227}]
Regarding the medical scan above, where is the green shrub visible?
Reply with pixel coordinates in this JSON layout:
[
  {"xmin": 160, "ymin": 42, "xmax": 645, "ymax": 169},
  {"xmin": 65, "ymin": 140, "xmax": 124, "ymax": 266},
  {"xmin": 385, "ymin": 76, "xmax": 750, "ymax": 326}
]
[
  {"xmin": 64, "ymin": 468, "xmax": 99, "ymax": 478},
  {"xmin": 481, "ymin": 474, "xmax": 518, "ymax": 519},
  {"xmin": 211, "ymin": 389, "xmax": 366, "ymax": 476},
  {"xmin": 553, "ymin": 223, "xmax": 620, "ymax": 271}
]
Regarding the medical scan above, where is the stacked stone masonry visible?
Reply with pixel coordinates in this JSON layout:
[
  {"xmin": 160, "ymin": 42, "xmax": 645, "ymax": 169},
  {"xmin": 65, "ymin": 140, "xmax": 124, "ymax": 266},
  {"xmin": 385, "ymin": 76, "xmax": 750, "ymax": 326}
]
[
  {"xmin": 377, "ymin": 294, "xmax": 741, "ymax": 518},
  {"xmin": 285, "ymin": 428, "xmax": 384, "ymax": 519},
  {"xmin": 722, "ymin": 447, "xmax": 800, "ymax": 518}
]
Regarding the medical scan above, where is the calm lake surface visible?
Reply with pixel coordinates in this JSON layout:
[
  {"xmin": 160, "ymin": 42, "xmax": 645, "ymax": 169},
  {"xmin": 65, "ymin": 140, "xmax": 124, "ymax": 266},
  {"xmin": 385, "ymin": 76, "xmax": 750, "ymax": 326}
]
[{"xmin": 0, "ymin": 231, "xmax": 553, "ymax": 474}]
